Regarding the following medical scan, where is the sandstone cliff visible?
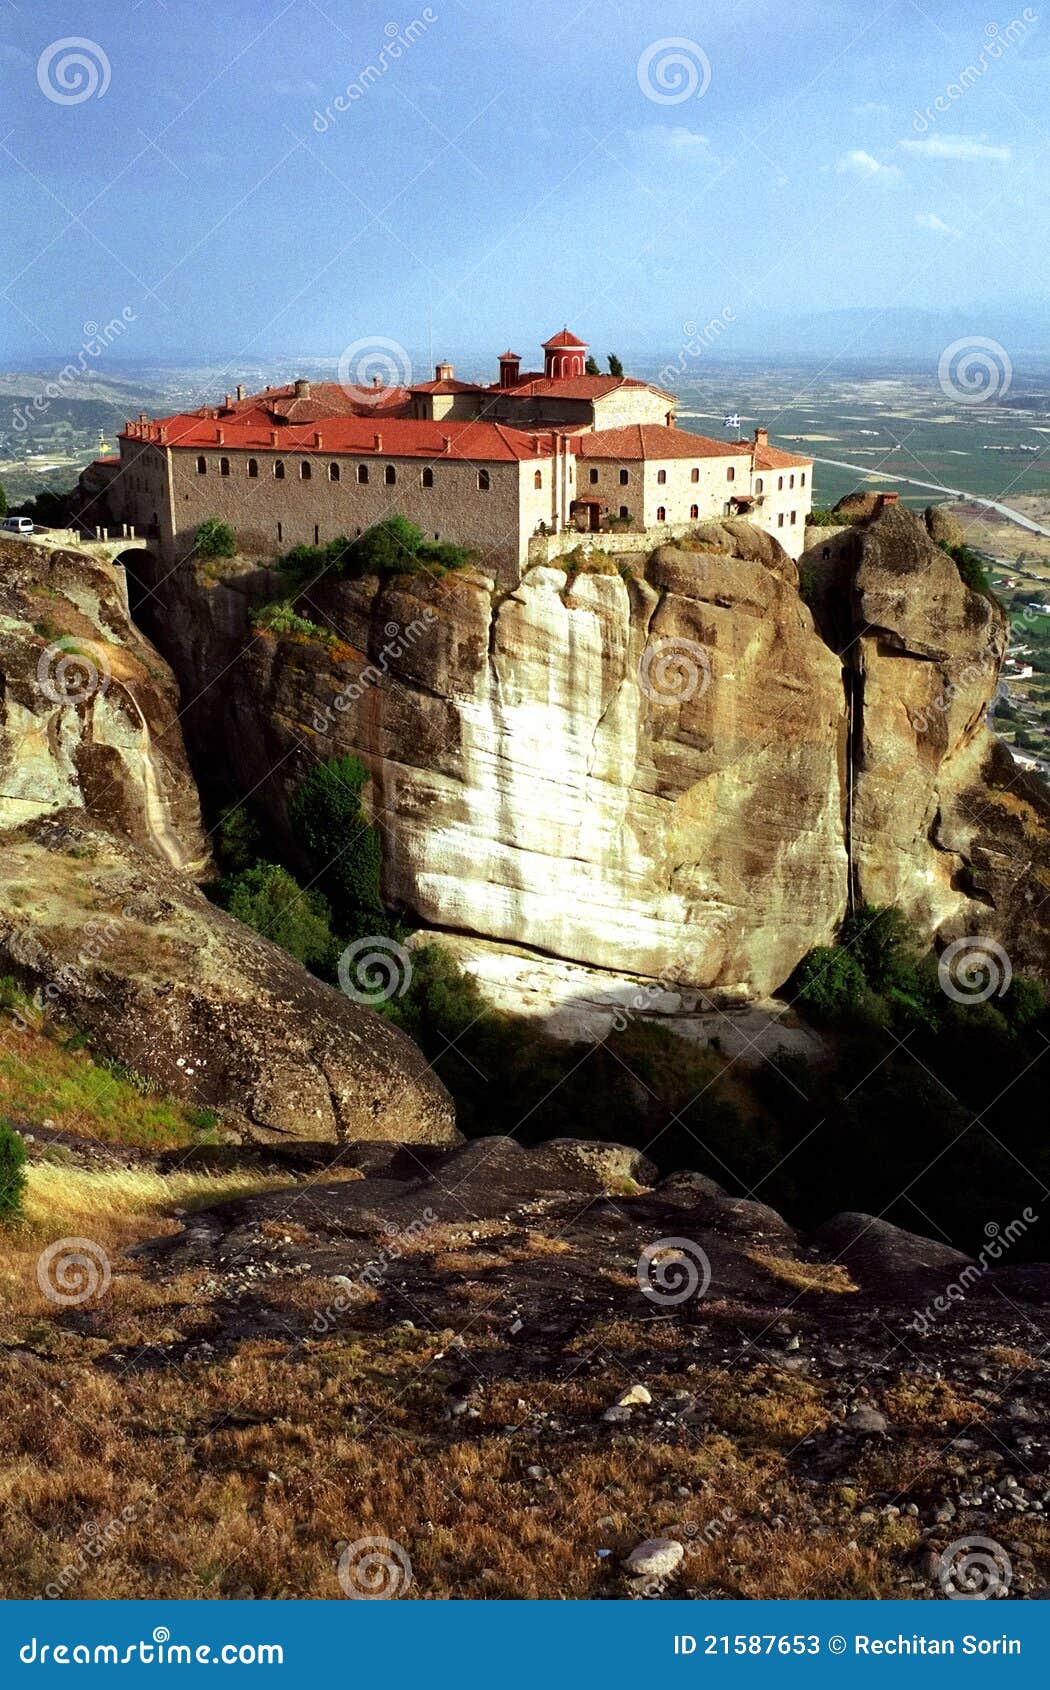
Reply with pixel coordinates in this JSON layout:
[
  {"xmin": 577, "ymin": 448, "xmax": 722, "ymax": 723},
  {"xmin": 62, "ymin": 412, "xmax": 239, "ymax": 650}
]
[
  {"xmin": 0, "ymin": 537, "xmax": 207, "ymax": 873},
  {"xmin": 106, "ymin": 506, "xmax": 1050, "ymax": 1004}
]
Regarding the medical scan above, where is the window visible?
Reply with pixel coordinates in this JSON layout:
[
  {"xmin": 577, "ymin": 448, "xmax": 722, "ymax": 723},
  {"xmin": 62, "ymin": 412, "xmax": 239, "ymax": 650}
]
[
  {"xmin": 777, "ymin": 475, "xmax": 784, "ymax": 491},
  {"xmin": 822, "ymin": 546, "xmax": 831, "ymax": 561},
  {"xmin": 726, "ymin": 466, "xmax": 735, "ymax": 482},
  {"xmin": 777, "ymin": 513, "xmax": 784, "ymax": 528},
  {"xmin": 301, "ymin": 461, "xmax": 312, "ymax": 480},
  {"xmin": 690, "ymin": 467, "xmax": 699, "ymax": 483},
  {"xmin": 534, "ymin": 469, "xmax": 542, "ymax": 489},
  {"xmin": 220, "ymin": 457, "xmax": 230, "ymax": 477},
  {"xmin": 657, "ymin": 468, "xmax": 667, "ymax": 485},
  {"xmin": 385, "ymin": 465, "xmax": 396, "ymax": 485},
  {"xmin": 248, "ymin": 458, "xmax": 259, "ymax": 479},
  {"xmin": 420, "ymin": 466, "xmax": 434, "ymax": 488},
  {"xmin": 329, "ymin": 463, "xmax": 340, "ymax": 482},
  {"xmin": 755, "ymin": 477, "xmax": 763, "ymax": 494},
  {"xmin": 619, "ymin": 468, "xmax": 629, "ymax": 485},
  {"xmin": 478, "ymin": 469, "xmax": 490, "ymax": 491},
  {"xmin": 790, "ymin": 510, "xmax": 797, "ymax": 524},
  {"xmin": 789, "ymin": 474, "xmax": 795, "ymax": 489},
  {"xmin": 656, "ymin": 505, "xmax": 666, "ymax": 522},
  {"xmin": 619, "ymin": 505, "xmax": 629, "ymax": 519},
  {"xmin": 358, "ymin": 464, "xmax": 369, "ymax": 484},
  {"xmin": 690, "ymin": 504, "xmax": 699, "ymax": 519},
  {"xmin": 196, "ymin": 456, "xmax": 207, "ymax": 475},
  {"xmin": 277, "ymin": 522, "xmax": 283, "ymax": 543},
  {"xmin": 314, "ymin": 525, "xmax": 320, "ymax": 544},
  {"xmin": 801, "ymin": 472, "xmax": 806, "ymax": 487},
  {"xmin": 274, "ymin": 460, "xmax": 285, "ymax": 480},
  {"xmin": 589, "ymin": 467, "xmax": 599, "ymax": 484}
]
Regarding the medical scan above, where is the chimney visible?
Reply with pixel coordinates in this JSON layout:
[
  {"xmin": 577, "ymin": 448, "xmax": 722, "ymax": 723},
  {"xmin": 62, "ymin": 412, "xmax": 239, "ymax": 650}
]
[
  {"xmin": 139, "ymin": 411, "xmax": 148, "ymax": 422},
  {"xmin": 373, "ymin": 432, "xmax": 382, "ymax": 451},
  {"xmin": 223, "ymin": 393, "xmax": 232, "ymax": 409},
  {"xmin": 372, "ymin": 374, "xmax": 384, "ymax": 390},
  {"xmin": 236, "ymin": 384, "xmax": 244, "ymax": 401},
  {"xmin": 216, "ymin": 427, "xmax": 224, "ymax": 445},
  {"xmin": 294, "ymin": 378, "xmax": 311, "ymax": 399},
  {"xmin": 270, "ymin": 429, "xmax": 279, "ymax": 446},
  {"xmin": 435, "ymin": 361, "xmax": 454, "ymax": 382},
  {"xmin": 499, "ymin": 351, "xmax": 521, "ymax": 389},
  {"xmin": 314, "ymin": 430, "xmax": 323, "ymax": 449},
  {"xmin": 754, "ymin": 426, "xmax": 768, "ymax": 448},
  {"xmin": 442, "ymin": 435, "xmax": 451, "ymax": 453},
  {"xmin": 878, "ymin": 491, "xmax": 900, "ymax": 510},
  {"xmin": 158, "ymin": 425, "xmax": 168, "ymax": 443}
]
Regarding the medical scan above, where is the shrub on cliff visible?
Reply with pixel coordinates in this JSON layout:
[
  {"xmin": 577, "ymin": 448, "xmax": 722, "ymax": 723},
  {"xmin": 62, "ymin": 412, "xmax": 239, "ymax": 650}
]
[
  {"xmin": 289, "ymin": 755, "xmax": 385, "ymax": 939},
  {"xmin": 0, "ymin": 1122, "xmax": 26, "ymax": 1222},
  {"xmin": 223, "ymin": 862, "xmax": 338, "ymax": 974},
  {"xmin": 194, "ymin": 518, "xmax": 237, "ymax": 559},
  {"xmin": 792, "ymin": 945, "xmax": 868, "ymax": 1023},
  {"xmin": 942, "ymin": 541, "xmax": 991, "ymax": 594}
]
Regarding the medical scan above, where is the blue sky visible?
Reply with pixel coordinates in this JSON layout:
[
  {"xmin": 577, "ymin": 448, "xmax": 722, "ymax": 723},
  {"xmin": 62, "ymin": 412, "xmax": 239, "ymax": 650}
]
[{"xmin": 1, "ymin": 0, "xmax": 1047, "ymax": 363}]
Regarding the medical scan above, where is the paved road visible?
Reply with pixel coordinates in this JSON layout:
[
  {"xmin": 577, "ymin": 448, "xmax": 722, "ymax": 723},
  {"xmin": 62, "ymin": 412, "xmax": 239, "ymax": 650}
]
[{"xmin": 809, "ymin": 456, "xmax": 1050, "ymax": 537}]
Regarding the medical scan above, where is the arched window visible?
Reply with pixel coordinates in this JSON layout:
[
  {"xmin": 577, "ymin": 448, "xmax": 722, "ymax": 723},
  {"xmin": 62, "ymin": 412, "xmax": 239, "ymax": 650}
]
[
  {"xmin": 329, "ymin": 463, "xmax": 340, "ymax": 481},
  {"xmin": 478, "ymin": 469, "xmax": 490, "ymax": 491},
  {"xmin": 726, "ymin": 466, "xmax": 735, "ymax": 482},
  {"xmin": 755, "ymin": 477, "xmax": 763, "ymax": 494},
  {"xmin": 274, "ymin": 460, "xmax": 285, "ymax": 480},
  {"xmin": 421, "ymin": 467, "xmax": 434, "ymax": 488},
  {"xmin": 800, "ymin": 472, "xmax": 806, "ymax": 487},
  {"xmin": 789, "ymin": 473, "xmax": 795, "ymax": 489},
  {"xmin": 690, "ymin": 504, "xmax": 699, "ymax": 519},
  {"xmin": 656, "ymin": 505, "xmax": 666, "ymax": 523},
  {"xmin": 196, "ymin": 456, "xmax": 207, "ymax": 475},
  {"xmin": 589, "ymin": 467, "xmax": 598, "ymax": 484},
  {"xmin": 534, "ymin": 469, "xmax": 542, "ymax": 489},
  {"xmin": 220, "ymin": 456, "xmax": 230, "ymax": 476},
  {"xmin": 358, "ymin": 464, "xmax": 369, "ymax": 484},
  {"xmin": 385, "ymin": 465, "xmax": 396, "ymax": 485},
  {"xmin": 657, "ymin": 468, "xmax": 667, "ymax": 485},
  {"xmin": 690, "ymin": 467, "xmax": 700, "ymax": 483},
  {"xmin": 619, "ymin": 505, "xmax": 629, "ymax": 519},
  {"xmin": 619, "ymin": 468, "xmax": 629, "ymax": 485},
  {"xmin": 301, "ymin": 461, "xmax": 312, "ymax": 480},
  {"xmin": 777, "ymin": 475, "xmax": 784, "ymax": 491},
  {"xmin": 247, "ymin": 458, "xmax": 259, "ymax": 478}
]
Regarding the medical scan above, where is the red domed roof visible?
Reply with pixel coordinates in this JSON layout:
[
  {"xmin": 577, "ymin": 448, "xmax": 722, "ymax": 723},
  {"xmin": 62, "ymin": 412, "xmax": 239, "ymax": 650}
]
[{"xmin": 542, "ymin": 329, "xmax": 588, "ymax": 349}]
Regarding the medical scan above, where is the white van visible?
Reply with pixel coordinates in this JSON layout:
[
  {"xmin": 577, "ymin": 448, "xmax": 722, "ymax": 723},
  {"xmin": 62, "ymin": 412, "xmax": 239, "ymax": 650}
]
[{"xmin": 1, "ymin": 516, "xmax": 35, "ymax": 535}]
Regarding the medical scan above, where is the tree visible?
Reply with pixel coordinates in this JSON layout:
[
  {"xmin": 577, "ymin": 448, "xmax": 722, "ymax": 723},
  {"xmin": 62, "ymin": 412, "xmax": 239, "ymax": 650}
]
[
  {"xmin": 607, "ymin": 353, "xmax": 624, "ymax": 378},
  {"xmin": 792, "ymin": 945, "xmax": 868, "ymax": 1023},
  {"xmin": 584, "ymin": 355, "xmax": 600, "ymax": 376},
  {"xmin": 0, "ymin": 481, "xmax": 7, "ymax": 521},
  {"xmin": 0, "ymin": 1121, "xmax": 26, "ymax": 1221},
  {"xmin": 194, "ymin": 518, "xmax": 236, "ymax": 558},
  {"xmin": 289, "ymin": 755, "xmax": 385, "ymax": 938},
  {"xmin": 224, "ymin": 862, "xmax": 338, "ymax": 973}
]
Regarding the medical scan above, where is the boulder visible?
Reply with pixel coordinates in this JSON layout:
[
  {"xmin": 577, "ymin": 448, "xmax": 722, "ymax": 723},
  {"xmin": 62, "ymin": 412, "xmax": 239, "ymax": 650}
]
[
  {"xmin": 0, "ymin": 812, "xmax": 457, "ymax": 1145},
  {"xmin": 540, "ymin": 1138, "xmax": 658, "ymax": 1190},
  {"xmin": 813, "ymin": 1212, "xmax": 972, "ymax": 1292}
]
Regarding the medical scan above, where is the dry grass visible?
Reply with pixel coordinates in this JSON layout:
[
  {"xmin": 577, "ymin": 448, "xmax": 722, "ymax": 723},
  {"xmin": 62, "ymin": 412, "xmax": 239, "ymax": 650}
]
[{"xmin": 747, "ymin": 1249, "xmax": 857, "ymax": 1295}]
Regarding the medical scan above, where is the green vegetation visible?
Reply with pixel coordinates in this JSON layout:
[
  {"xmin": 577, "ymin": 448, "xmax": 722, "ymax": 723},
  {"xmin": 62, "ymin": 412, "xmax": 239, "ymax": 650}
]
[
  {"xmin": 607, "ymin": 354, "xmax": 624, "ymax": 378},
  {"xmin": 940, "ymin": 539, "xmax": 991, "ymax": 594},
  {"xmin": 805, "ymin": 506, "xmax": 842, "ymax": 528},
  {"xmin": 223, "ymin": 863, "xmax": 338, "ymax": 973},
  {"xmin": 278, "ymin": 516, "xmax": 470, "ymax": 588},
  {"xmin": 0, "ymin": 1120, "xmax": 26, "ymax": 1221},
  {"xmin": 194, "ymin": 518, "xmax": 237, "ymax": 559},
  {"xmin": 288, "ymin": 755, "xmax": 385, "ymax": 940},
  {"xmin": 584, "ymin": 355, "xmax": 600, "ymax": 376},
  {"xmin": 253, "ymin": 600, "xmax": 334, "ymax": 645}
]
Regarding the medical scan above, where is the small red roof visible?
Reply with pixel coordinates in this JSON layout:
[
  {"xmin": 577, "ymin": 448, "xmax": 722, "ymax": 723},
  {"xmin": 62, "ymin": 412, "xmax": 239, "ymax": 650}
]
[
  {"xmin": 493, "ymin": 375, "xmax": 665, "ymax": 402},
  {"xmin": 408, "ymin": 378, "xmax": 488, "ymax": 395},
  {"xmin": 575, "ymin": 424, "xmax": 746, "ymax": 461},
  {"xmin": 498, "ymin": 349, "xmax": 521, "ymax": 360},
  {"xmin": 542, "ymin": 329, "xmax": 588, "ymax": 349},
  {"xmin": 753, "ymin": 441, "xmax": 812, "ymax": 470}
]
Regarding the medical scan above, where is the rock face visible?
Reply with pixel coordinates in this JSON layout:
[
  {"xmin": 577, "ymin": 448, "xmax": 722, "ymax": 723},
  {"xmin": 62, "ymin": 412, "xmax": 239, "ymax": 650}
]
[
  {"xmin": 96, "ymin": 505, "xmax": 1050, "ymax": 1001},
  {"xmin": 0, "ymin": 538, "xmax": 207, "ymax": 874},
  {"xmin": 0, "ymin": 811, "xmax": 457, "ymax": 1145},
  {"xmin": 845, "ymin": 504, "xmax": 1049, "ymax": 976}
]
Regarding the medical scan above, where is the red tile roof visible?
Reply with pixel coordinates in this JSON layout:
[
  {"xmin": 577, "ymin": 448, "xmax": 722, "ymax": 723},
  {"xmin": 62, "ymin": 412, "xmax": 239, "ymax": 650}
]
[
  {"xmin": 542, "ymin": 329, "xmax": 588, "ymax": 348},
  {"xmin": 752, "ymin": 441, "xmax": 813, "ymax": 470},
  {"xmin": 575, "ymin": 424, "xmax": 747, "ymax": 461},
  {"xmin": 123, "ymin": 414, "xmax": 552, "ymax": 463},
  {"xmin": 408, "ymin": 378, "xmax": 489, "ymax": 395},
  {"xmin": 493, "ymin": 374, "xmax": 671, "ymax": 402}
]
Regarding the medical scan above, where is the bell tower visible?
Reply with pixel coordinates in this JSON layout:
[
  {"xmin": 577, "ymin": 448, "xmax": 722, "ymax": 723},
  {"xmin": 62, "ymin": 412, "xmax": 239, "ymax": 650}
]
[{"xmin": 542, "ymin": 329, "xmax": 588, "ymax": 380}]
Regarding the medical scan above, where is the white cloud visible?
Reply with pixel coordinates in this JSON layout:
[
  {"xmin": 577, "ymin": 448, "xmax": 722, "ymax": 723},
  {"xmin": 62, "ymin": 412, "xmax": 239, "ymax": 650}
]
[
  {"xmin": 901, "ymin": 134, "xmax": 1011, "ymax": 161},
  {"xmin": 835, "ymin": 149, "xmax": 901, "ymax": 183},
  {"xmin": 634, "ymin": 125, "xmax": 710, "ymax": 151},
  {"xmin": 854, "ymin": 101, "xmax": 891, "ymax": 116},
  {"xmin": 915, "ymin": 211, "xmax": 960, "ymax": 236}
]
